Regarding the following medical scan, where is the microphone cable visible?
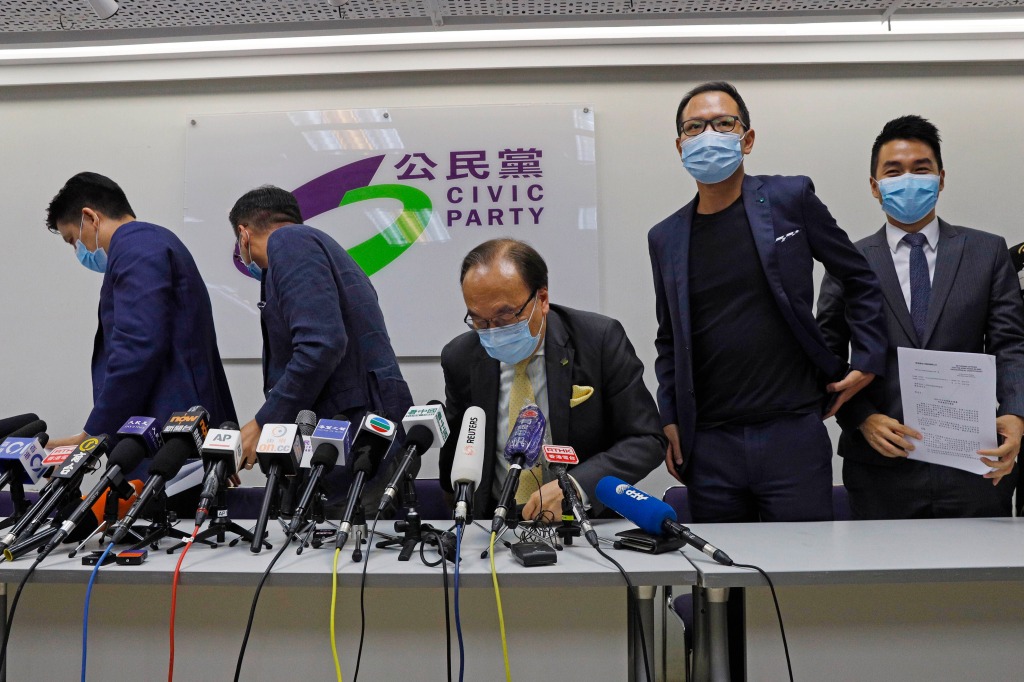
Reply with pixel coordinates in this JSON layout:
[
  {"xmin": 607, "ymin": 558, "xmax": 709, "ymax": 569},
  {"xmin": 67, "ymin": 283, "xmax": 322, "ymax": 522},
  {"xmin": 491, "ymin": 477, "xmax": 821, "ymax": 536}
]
[
  {"xmin": 732, "ymin": 561, "xmax": 793, "ymax": 682},
  {"xmin": 0, "ymin": 549, "xmax": 46, "ymax": 671},
  {"xmin": 82, "ymin": 541, "xmax": 116, "ymax": 682},
  {"xmin": 168, "ymin": 524, "xmax": 200, "ymax": 682},
  {"xmin": 453, "ymin": 524, "xmax": 465, "ymax": 682},
  {"xmin": 488, "ymin": 531, "xmax": 512, "ymax": 682},
  {"xmin": 352, "ymin": 510, "xmax": 381, "ymax": 682},
  {"xmin": 417, "ymin": 527, "xmax": 453, "ymax": 682},
  {"xmin": 233, "ymin": 533, "xmax": 295, "ymax": 682},
  {"xmin": 330, "ymin": 547, "xmax": 345, "ymax": 682},
  {"xmin": 594, "ymin": 544, "xmax": 652, "ymax": 682}
]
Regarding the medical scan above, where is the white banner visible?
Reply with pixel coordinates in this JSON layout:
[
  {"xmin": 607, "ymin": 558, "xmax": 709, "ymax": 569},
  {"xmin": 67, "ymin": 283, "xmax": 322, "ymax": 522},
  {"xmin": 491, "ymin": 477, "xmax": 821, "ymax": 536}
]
[{"xmin": 183, "ymin": 104, "xmax": 598, "ymax": 358}]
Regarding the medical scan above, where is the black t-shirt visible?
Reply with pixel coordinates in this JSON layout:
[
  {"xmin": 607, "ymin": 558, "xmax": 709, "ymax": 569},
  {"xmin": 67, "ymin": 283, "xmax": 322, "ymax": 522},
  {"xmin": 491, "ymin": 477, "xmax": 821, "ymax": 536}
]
[{"xmin": 688, "ymin": 197, "xmax": 822, "ymax": 427}]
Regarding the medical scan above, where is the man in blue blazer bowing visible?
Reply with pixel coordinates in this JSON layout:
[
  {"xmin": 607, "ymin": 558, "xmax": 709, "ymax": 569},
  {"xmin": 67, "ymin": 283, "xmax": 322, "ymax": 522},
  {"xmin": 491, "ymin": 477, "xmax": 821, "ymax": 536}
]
[
  {"xmin": 46, "ymin": 172, "xmax": 237, "ymax": 475},
  {"xmin": 648, "ymin": 82, "xmax": 887, "ymax": 523},
  {"xmin": 229, "ymin": 185, "xmax": 413, "ymax": 502}
]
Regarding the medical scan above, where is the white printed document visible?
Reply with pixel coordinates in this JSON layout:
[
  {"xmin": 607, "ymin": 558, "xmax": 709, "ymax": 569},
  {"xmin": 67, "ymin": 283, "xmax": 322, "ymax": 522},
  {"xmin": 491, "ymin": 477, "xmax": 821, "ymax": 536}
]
[{"xmin": 898, "ymin": 347, "xmax": 998, "ymax": 475}]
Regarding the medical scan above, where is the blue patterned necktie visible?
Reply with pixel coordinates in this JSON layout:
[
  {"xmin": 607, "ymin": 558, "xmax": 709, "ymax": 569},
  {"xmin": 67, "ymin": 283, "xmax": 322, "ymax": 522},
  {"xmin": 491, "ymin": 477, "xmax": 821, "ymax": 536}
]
[{"xmin": 903, "ymin": 232, "xmax": 930, "ymax": 341}]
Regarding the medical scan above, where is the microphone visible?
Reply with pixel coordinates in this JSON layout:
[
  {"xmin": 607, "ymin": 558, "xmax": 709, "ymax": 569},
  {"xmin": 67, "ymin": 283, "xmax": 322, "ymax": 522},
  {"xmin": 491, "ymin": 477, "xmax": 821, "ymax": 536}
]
[
  {"xmin": 0, "ymin": 434, "xmax": 111, "ymax": 554},
  {"xmin": 450, "ymin": 406, "xmax": 486, "ymax": 525},
  {"xmin": 379, "ymin": 402, "xmax": 451, "ymax": 513},
  {"xmin": 491, "ymin": 404, "xmax": 546, "ymax": 533},
  {"xmin": 335, "ymin": 413, "xmax": 397, "ymax": 550},
  {"xmin": 0, "ymin": 414, "xmax": 41, "ymax": 441},
  {"xmin": 194, "ymin": 421, "xmax": 241, "ymax": 527},
  {"xmin": 595, "ymin": 477, "xmax": 733, "ymax": 565},
  {"xmin": 0, "ymin": 420, "xmax": 50, "ymax": 490},
  {"xmin": 286, "ymin": 415, "xmax": 352, "ymax": 535},
  {"xmin": 110, "ymin": 407, "xmax": 210, "ymax": 544},
  {"xmin": 542, "ymin": 445, "xmax": 597, "ymax": 548},
  {"xmin": 250, "ymin": 410, "xmax": 315, "ymax": 553},
  {"xmin": 41, "ymin": 424, "xmax": 153, "ymax": 555}
]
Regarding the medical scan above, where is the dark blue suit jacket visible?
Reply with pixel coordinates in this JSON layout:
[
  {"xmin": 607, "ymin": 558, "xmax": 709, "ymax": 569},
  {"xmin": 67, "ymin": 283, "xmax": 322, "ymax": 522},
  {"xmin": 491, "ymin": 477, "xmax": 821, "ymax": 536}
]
[
  {"xmin": 257, "ymin": 225, "xmax": 413, "ymax": 427},
  {"xmin": 87, "ymin": 221, "xmax": 237, "ymax": 441},
  {"xmin": 648, "ymin": 174, "xmax": 887, "ymax": 465}
]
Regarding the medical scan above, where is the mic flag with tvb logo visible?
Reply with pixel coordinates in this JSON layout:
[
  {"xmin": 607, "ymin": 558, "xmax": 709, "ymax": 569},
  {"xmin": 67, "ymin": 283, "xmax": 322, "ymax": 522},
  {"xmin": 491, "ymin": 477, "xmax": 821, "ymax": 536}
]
[{"xmin": 183, "ymin": 105, "xmax": 598, "ymax": 359}]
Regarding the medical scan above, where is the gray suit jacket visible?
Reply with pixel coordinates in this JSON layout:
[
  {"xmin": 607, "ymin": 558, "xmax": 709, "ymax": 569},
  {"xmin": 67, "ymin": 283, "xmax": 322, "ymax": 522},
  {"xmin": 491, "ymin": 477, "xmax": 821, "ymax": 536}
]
[
  {"xmin": 817, "ymin": 219, "xmax": 1024, "ymax": 466},
  {"xmin": 438, "ymin": 304, "xmax": 666, "ymax": 515}
]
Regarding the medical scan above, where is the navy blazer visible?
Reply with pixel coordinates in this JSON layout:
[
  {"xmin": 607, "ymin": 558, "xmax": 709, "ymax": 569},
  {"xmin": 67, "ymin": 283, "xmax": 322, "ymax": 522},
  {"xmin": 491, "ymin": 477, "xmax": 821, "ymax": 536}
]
[
  {"xmin": 87, "ymin": 221, "xmax": 237, "ymax": 440},
  {"xmin": 648, "ymin": 174, "xmax": 887, "ymax": 464},
  {"xmin": 438, "ymin": 304, "xmax": 666, "ymax": 516},
  {"xmin": 257, "ymin": 225, "xmax": 413, "ymax": 426},
  {"xmin": 818, "ymin": 220, "xmax": 1024, "ymax": 466}
]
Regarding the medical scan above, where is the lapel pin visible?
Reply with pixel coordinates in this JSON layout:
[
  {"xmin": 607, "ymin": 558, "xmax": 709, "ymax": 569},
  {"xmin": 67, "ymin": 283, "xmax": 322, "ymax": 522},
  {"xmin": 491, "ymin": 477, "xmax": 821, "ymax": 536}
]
[{"xmin": 560, "ymin": 358, "xmax": 568, "ymax": 366}]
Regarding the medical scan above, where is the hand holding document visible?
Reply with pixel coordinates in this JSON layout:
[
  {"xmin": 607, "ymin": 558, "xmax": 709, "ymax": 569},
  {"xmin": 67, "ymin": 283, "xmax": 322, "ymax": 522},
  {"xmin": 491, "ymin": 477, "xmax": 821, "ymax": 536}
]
[{"xmin": 898, "ymin": 347, "xmax": 998, "ymax": 475}]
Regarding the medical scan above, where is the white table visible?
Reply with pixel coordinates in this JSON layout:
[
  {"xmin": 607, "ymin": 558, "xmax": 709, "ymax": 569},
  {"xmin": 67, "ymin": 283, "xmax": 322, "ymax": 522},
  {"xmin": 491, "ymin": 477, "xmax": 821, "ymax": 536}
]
[
  {"xmin": 0, "ymin": 518, "xmax": 696, "ymax": 681},
  {"xmin": 679, "ymin": 518, "xmax": 1024, "ymax": 682}
]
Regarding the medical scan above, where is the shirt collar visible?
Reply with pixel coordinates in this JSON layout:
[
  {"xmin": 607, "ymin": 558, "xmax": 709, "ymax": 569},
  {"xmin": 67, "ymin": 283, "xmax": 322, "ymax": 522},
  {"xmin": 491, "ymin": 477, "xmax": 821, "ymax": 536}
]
[{"xmin": 886, "ymin": 217, "xmax": 940, "ymax": 254}]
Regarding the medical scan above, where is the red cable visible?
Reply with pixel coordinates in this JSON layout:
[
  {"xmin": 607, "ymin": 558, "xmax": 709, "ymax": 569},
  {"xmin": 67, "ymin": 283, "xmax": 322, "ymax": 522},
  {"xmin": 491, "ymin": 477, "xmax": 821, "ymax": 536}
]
[{"xmin": 169, "ymin": 526, "xmax": 199, "ymax": 682}]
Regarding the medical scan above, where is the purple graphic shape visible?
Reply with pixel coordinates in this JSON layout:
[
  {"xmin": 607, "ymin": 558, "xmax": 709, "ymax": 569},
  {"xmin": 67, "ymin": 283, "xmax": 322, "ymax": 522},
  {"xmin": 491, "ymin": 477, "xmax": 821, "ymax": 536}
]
[{"xmin": 292, "ymin": 155, "xmax": 386, "ymax": 221}]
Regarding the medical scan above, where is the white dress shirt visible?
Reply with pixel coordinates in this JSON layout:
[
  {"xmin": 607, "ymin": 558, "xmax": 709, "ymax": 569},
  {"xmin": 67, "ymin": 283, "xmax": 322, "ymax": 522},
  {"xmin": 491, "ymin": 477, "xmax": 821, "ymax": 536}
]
[{"xmin": 886, "ymin": 218, "xmax": 940, "ymax": 312}]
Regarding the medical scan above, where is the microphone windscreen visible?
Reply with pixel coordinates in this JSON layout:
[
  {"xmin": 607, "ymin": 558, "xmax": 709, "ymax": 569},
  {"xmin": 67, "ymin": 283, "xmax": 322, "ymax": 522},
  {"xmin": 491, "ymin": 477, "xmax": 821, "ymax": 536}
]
[
  {"xmin": 149, "ymin": 438, "xmax": 195, "ymax": 478},
  {"xmin": 6, "ymin": 419, "xmax": 47, "ymax": 440},
  {"xmin": 0, "ymin": 414, "xmax": 40, "ymax": 440},
  {"xmin": 451, "ymin": 406, "xmax": 485, "ymax": 487},
  {"xmin": 219, "ymin": 421, "xmax": 240, "ymax": 430},
  {"xmin": 310, "ymin": 442, "xmax": 340, "ymax": 469},
  {"xmin": 504, "ymin": 404, "xmax": 545, "ymax": 467},
  {"xmin": 295, "ymin": 410, "xmax": 317, "ymax": 437},
  {"xmin": 106, "ymin": 438, "xmax": 149, "ymax": 475},
  {"xmin": 405, "ymin": 424, "xmax": 435, "ymax": 454},
  {"xmin": 595, "ymin": 476, "xmax": 676, "ymax": 536}
]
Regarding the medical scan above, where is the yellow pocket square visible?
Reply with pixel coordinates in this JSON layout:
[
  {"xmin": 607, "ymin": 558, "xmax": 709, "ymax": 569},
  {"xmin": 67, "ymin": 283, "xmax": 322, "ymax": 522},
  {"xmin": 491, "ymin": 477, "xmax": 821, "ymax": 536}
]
[{"xmin": 570, "ymin": 385, "xmax": 594, "ymax": 408}]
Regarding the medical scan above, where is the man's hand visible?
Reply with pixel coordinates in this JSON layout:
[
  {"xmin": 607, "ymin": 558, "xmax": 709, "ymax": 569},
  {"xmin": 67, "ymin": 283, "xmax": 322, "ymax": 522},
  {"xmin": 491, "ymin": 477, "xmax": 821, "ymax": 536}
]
[
  {"xmin": 859, "ymin": 413, "xmax": 921, "ymax": 458},
  {"xmin": 230, "ymin": 419, "xmax": 261, "ymax": 486},
  {"xmin": 521, "ymin": 480, "xmax": 564, "ymax": 522},
  {"xmin": 978, "ymin": 414, "xmax": 1024, "ymax": 485},
  {"xmin": 664, "ymin": 424, "xmax": 684, "ymax": 482},
  {"xmin": 824, "ymin": 370, "xmax": 875, "ymax": 419},
  {"xmin": 46, "ymin": 431, "xmax": 89, "ymax": 449}
]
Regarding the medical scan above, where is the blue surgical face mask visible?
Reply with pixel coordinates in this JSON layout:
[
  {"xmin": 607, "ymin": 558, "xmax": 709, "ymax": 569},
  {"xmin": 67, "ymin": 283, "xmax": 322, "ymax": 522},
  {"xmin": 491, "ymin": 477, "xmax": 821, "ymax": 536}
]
[
  {"xmin": 680, "ymin": 130, "xmax": 746, "ymax": 184},
  {"xmin": 876, "ymin": 173, "xmax": 940, "ymax": 225},
  {"xmin": 75, "ymin": 216, "xmax": 108, "ymax": 274},
  {"xmin": 476, "ymin": 298, "xmax": 545, "ymax": 365},
  {"xmin": 239, "ymin": 229, "xmax": 263, "ymax": 281}
]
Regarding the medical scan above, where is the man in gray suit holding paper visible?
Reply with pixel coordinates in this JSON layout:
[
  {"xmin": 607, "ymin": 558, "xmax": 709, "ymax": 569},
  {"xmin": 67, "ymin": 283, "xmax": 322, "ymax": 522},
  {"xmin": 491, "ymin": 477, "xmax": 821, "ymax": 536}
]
[{"xmin": 818, "ymin": 115, "xmax": 1024, "ymax": 519}]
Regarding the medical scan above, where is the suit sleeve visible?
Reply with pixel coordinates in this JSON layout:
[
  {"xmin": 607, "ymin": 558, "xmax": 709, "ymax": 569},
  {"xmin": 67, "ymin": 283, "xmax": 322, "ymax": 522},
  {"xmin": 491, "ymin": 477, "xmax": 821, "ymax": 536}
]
[
  {"xmin": 649, "ymin": 234, "xmax": 678, "ymax": 426},
  {"xmin": 256, "ymin": 233, "xmax": 347, "ymax": 425},
  {"xmin": 568, "ymin": 319, "xmax": 667, "ymax": 511},
  {"xmin": 84, "ymin": 234, "xmax": 174, "ymax": 437},
  {"xmin": 816, "ymin": 271, "xmax": 881, "ymax": 431},
  {"xmin": 800, "ymin": 181, "xmax": 887, "ymax": 378},
  {"xmin": 438, "ymin": 340, "xmax": 470, "ymax": 494},
  {"xmin": 985, "ymin": 239, "xmax": 1024, "ymax": 418}
]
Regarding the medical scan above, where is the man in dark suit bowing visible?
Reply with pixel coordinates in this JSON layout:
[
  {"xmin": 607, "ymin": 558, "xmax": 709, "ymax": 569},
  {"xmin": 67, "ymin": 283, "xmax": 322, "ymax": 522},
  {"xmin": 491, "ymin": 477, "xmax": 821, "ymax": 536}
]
[
  {"xmin": 818, "ymin": 115, "xmax": 1024, "ymax": 519},
  {"xmin": 649, "ymin": 81, "xmax": 887, "ymax": 523},
  {"xmin": 228, "ymin": 185, "xmax": 413, "ymax": 502},
  {"xmin": 438, "ymin": 239, "xmax": 665, "ymax": 520}
]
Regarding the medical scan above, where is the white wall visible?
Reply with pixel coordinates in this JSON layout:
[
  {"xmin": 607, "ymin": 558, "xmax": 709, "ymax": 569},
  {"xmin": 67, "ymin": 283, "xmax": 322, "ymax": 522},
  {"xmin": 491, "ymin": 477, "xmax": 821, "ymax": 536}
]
[{"xmin": 1, "ymin": 41, "xmax": 1022, "ymax": 491}]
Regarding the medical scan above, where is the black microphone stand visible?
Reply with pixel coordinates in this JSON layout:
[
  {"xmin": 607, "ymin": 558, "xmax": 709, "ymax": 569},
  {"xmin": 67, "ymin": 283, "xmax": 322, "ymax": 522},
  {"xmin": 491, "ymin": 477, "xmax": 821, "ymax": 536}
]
[
  {"xmin": 168, "ymin": 484, "xmax": 269, "ymax": 554},
  {"xmin": 124, "ymin": 492, "xmax": 216, "ymax": 552},
  {"xmin": 555, "ymin": 492, "xmax": 581, "ymax": 547},
  {"xmin": 376, "ymin": 464, "xmax": 454, "ymax": 563},
  {"xmin": 98, "ymin": 483, "xmax": 145, "ymax": 546},
  {"xmin": 0, "ymin": 479, "xmax": 31, "ymax": 532},
  {"xmin": 296, "ymin": 483, "xmax": 330, "ymax": 554}
]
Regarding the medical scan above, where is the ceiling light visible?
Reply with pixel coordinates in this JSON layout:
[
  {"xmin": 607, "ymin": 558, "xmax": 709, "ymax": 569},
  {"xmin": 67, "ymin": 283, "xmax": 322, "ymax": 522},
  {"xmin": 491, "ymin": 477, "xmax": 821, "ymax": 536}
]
[{"xmin": 87, "ymin": 0, "xmax": 119, "ymax": 20}]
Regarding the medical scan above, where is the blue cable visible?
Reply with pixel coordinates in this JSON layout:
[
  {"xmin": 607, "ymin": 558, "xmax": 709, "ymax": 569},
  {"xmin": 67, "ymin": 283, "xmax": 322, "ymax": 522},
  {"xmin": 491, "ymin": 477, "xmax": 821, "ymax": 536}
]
[
  {"xmin": 454, "ymin": 524, "xmax": 465, "ymax": 682},
  {"xmin": 82, "ymin": 542, "xmax": 115, "ymax": 682}
]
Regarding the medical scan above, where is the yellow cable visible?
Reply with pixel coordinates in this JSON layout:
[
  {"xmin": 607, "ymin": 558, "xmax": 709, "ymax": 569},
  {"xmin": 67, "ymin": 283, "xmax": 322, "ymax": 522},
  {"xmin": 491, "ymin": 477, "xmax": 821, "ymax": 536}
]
[
  {"xmin": 330, "ymin": 548, "xmax": 344, "ymax": 682},
  {"xmin": 490, "ymin": 531, "xmax": 512, "ymax": 682}
]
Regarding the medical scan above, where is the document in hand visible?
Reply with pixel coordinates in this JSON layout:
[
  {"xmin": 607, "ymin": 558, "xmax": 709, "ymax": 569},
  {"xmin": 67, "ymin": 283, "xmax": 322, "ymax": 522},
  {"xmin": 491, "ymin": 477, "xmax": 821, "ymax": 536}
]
[{"xmin": 898, "ymin": 347, "xmax": 998, "ymax": 475}]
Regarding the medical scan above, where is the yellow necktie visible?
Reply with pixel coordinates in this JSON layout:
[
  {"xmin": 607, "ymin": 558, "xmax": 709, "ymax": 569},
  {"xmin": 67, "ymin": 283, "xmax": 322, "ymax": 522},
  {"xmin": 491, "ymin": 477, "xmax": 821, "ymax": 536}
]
[{"xmin": 509, "ymin": 358, "xmax": 542, "ymax": 506}]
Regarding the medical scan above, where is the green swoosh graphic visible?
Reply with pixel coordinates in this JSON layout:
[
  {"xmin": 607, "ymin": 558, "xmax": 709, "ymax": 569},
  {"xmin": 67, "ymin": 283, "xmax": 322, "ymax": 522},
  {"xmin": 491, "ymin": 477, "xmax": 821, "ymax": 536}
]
[{"xmin": 340, "ymin": 184, "xmax": 432, "ymax": 276}]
